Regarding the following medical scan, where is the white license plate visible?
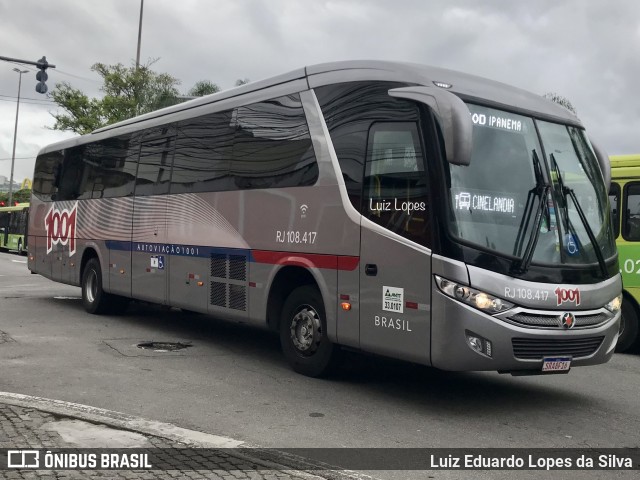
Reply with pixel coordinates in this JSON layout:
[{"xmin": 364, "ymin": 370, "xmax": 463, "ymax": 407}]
[{"xmin": 542, "ymin": 357, "xmax": 572, "ymax": 372}]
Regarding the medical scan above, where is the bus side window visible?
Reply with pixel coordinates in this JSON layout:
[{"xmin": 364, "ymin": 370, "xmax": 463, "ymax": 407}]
[
  {"xmin": 32, "ymin": 151, "xmax": 64, "ymax": 201},
  {"xmin": 232, "ymin": 94, "xmax": 318, "ymax": 190},
  {"xmin": 609, "ymin": 182, "xmax": 620, "ymax": 239},
  {"xmin": 171, "ymin": 111, "xmax": 234, "ymax": 194},
  {"xmin": 135, "ymin": 126, "xmax": 176, "ymax": 196},
  {"xmin": 57, "ymin": 146, "xmax": 89, "ymax": 200},
  {"xmin": 85, "ymin": 135, "xmax": 138, "ymax": 199},
  {"xmin": 363, "ymin": 122, "xmax": 430, "ymax": 247},
  {"xmin": 623, "ymin": 182, "xmax": 640, "ymax": 241},
  {"xmin": 315, "ymin": 81, "xmax": 418, "ymax": 213}
]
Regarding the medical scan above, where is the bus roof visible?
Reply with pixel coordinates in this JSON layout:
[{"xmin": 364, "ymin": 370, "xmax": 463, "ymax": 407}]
[
  {"xmin": 610, "ymin": 155, "xmax": 640, "ymax": 179},
  {"xmin": 39, "ymin": 60, "xmax": 583, "ymax": 155}
]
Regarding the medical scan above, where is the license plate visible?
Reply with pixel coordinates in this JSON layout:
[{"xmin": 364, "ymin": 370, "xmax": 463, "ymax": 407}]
[{"xmin": 542, "ymin": 357, "xmax": 572, "ymax": 372}]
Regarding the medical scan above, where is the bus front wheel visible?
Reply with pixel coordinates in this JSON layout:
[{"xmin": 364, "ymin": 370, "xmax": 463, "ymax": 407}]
[
  {"xmin": 280, "ymin": 285, "xmax": 339, "ymax": 377},
  {"xmin": 616, "ymin": 297, "xmax": 639, "ymax": 353}
]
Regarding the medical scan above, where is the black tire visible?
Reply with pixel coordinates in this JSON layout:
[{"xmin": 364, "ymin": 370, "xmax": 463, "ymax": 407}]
[
  {"xmin": 81, "ymin": 258, "xmax": 112, "ymax": 314},
  {"xmin": 616, "ymin": 297, "xmax": 639, "ymax": 353},
  {"xmin": 279, "ymin": 285, "xmax": 339, "ymax": 377}
]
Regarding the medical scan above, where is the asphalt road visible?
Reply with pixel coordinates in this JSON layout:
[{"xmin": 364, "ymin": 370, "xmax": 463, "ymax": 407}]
[{"xmin": 1, "ymin": 250, "xmax": 639, "ymax": 479}]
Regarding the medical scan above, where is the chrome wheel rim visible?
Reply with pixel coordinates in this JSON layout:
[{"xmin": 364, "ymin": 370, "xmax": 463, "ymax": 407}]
[
  {"xmin": 86, "ymin": 269, "xmax": 98, "ymax": 304},
  {"xmin": 289, "ymin": 305, "xmax": 322, "ymax": 355}
]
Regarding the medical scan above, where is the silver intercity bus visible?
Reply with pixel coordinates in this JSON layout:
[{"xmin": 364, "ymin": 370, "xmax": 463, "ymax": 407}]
[{"xmin": 28, "ymin": 61, "xmax": 622, "ymax": 377}]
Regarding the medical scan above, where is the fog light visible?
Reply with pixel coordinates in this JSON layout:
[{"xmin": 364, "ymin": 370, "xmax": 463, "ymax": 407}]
[
  {"xmin": 465, "ymin": 331, "xmax": 493, "ymax": 358},
  {"xmin": 468, "ymin": 336, "xmax": 483, "ymax": 352}
]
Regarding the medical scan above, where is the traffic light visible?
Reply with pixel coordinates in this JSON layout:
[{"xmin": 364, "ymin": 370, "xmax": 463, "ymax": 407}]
[{"xmin": 35, "ymin": 56, "xmax": 49, "ymax": 94}]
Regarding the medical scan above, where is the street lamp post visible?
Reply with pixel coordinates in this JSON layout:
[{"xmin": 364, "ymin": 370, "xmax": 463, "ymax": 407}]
[{"xmin": 8, "ymin": 68, "xmax": 28, "ymax": 207}]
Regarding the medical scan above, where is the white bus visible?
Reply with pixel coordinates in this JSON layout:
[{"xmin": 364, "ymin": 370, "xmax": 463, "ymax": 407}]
[{"xmin": 29, "ymin": 61, "xmax": 622, "ymax": 377}]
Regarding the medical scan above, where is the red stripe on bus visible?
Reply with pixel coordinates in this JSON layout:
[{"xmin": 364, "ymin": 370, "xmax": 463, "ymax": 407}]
[
  {"xmin": 405, "ymin": 301, "xmax": 418, "ymax": 310},
  {"xmin": 252, "ymin": 251, "xmax": 359, "ymax": 271}
]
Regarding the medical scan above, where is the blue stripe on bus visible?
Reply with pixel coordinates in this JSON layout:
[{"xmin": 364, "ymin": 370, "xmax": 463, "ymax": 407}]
[
  {"xmin": 105, "ymin": 241, "xmax": 360, "ymax": 271},
  {"xmin": 105, "ymin": 241, "xmax": 253, "ymax": 260}
]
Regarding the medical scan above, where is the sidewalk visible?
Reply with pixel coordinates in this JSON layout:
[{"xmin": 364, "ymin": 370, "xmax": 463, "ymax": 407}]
[{"xmin": 0, "ymin": 395, "xmax": 356, "ymax": 480}]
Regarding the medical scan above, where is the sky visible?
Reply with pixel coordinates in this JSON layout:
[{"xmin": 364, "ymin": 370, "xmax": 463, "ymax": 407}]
[{"xmin": 1, "ymin": 0, "xmax": 639, "ymax": 184}]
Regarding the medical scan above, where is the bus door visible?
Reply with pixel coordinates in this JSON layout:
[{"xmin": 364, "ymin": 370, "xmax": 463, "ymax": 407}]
[
  {"xmin": 131, "ymin": 126, "xmax": 175, "ymax": 304},
  {"xmin": 0, "ymin": 211, "xmax": 8, "ymax": 248},
  {"xmin": 358, "ymin": 122, "xmax": 433, "ymax": 364}
]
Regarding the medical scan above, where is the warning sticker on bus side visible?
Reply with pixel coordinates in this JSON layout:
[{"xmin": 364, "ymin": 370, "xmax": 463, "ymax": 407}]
[{"xmin": 382, "ymin": 286, "xmax": 404, "ymax": 314}]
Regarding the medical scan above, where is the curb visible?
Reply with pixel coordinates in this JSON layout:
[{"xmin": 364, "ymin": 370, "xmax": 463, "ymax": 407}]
[
  {"xmin": 0, "ymin": 392, "xmax": 373, "ymax": 480},
  {"xmin": 0, "ymin": 391, "xmax": 242, "ymax": 448}
]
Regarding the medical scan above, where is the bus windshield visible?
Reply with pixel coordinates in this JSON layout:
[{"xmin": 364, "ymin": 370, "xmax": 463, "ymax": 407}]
[{"xmin": 447, "ymin": 104, "xmax": 615, "ymax": 269}]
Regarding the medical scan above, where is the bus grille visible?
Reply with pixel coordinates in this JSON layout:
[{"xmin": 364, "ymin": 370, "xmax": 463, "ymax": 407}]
[
  {"xmin": 209, "ymin": 253, "xmax": 248, "ymax": 311},
  {"xmin": 507, "ymin": 312, "xmax": 609, "ymax": 329},
  {"xmin": 512, "ymin": 336, "xmax": 604, "ymax": 360}
]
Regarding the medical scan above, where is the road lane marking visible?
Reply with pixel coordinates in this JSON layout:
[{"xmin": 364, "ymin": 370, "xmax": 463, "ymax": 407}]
[{"xmin": 11, "ymin": 260, "xmax": 27, "ymax": 264}]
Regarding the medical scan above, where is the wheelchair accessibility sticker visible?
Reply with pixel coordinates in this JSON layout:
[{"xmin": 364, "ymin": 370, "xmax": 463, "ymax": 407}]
[
  {"xmin": 151, "ymin": 255, "xmax": 165, "ymax": 270},
  {"xmin": 565, "ymin": 234, "xmax": 579, "ymax": 256}
]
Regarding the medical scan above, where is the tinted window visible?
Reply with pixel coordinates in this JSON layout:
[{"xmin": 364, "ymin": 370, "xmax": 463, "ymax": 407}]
[
  {"xmin": 135, "ymin": 126, "xmax": 175, "ymax": 196},
  {"xmin": 171, "ymin": 111, "xmax": 234, "ymax": 194},
  {"xmin": 363, "ymin": 122, "xmax": 430, "ymax": 246},
  {"xmin": 33, "ymin": 151, "xmax": 63, "ymax": 201},
  {"xmin": 56, "ymin": 146, "xmax": 89, "ymax": 201},
  {"xmin": 8, "ymin": 208, "xmax": 28, "ymax": 234},
  {"xmin": 609, "ymin": 182, "xmax": 620, "ymax": 239},
  {"xmin": 623, "ymin": 182, "xmax": 640, "ymax": 241},
  {"xmin": 85, "ymin": 134, "xmax": 139, "ymax": 198},
  {"xmin": 315, "ymin": 82, "xmax": 416, "ymax": 211},
  {"xmin": 232, "ymin": 94, "xmax": 318, "ymax": 189}
]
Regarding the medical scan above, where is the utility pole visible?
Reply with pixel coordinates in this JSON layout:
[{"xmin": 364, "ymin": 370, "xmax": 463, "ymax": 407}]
[
  {"xmin": 136, "ymin": 0, "xmax": 144, "ymax": 68},
  {"xmin": 8, "ymin": 69, "xmax": 28, "ymax": 207}
]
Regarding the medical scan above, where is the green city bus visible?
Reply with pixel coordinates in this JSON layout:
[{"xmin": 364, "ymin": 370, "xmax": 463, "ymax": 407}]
[
  {"xmin": 610, "ymin": 155, "xmax": 640, "ymax": 352},
  {"xmin": 0, "ymin": 202, "xmax": 29, "ymax": 255}
]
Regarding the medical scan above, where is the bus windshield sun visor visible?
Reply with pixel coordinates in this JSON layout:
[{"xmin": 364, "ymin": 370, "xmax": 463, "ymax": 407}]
[{"xmin": 388, "ymin": 86, "xmax": 472, "ymax": 166}]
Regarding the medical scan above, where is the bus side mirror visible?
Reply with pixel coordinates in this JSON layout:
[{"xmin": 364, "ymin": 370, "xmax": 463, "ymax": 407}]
[
  {"xmin": 589, "ymin": 136, "xmax": 611, "ymax": 188},
  {"xmin": 388, "ymin": 86, "xmax": 472, "ymax": 166}
]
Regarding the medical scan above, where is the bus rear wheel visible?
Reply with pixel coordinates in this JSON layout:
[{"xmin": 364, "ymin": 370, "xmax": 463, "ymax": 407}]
[
  {"xmin": 280, "ymin": 285, "xmax": 339, "ymax": 377},
  {"xmin": 82, "ymin": 258, "xmax": 109, "ymax": 314},
  {"xmin": 616, "ymin": 297, "xmax": 639, "ymax": 353}
]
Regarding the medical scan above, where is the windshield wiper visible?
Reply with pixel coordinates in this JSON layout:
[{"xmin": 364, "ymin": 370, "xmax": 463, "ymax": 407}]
[
  {"xmin": 511, "ymin": 150, "xmax": 550, "ymax": 274},
  {"xmin": 550, "ymin": 153, "xmax": 608, "ymax": 278}
]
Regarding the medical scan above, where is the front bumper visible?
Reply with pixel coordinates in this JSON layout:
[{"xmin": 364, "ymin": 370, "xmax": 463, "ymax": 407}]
[{"xmin": 430, "ymin": 290, "xmax": 619, "ymax": 373}]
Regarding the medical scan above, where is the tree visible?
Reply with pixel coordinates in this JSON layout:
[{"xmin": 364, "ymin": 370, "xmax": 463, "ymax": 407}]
[
  {"xmin": 235, "ymin": 78, "xmax": 250, "ymax": 86},
  {"xmin": 50, "ymin": 61, "xmax": 181, "ymax": 135},
  {"xmin": 187, "ymin": 80, "xmax": 220, "ymax": 97},
  {"xmin": 543, "ymin": 92, "xmax": 577, "ymax": 115},
  {"xmin": 0, "ymin": 188, "xmax": 31, "ymax": 205}
]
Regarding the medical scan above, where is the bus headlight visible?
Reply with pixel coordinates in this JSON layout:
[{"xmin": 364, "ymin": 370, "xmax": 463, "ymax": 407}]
[
  {"xmin": 435, "ymin": 275, "xmax": 514, "ymax": 314},
  {"xmin": 605, "ymin": 294, "xmax": 623, "ymax": 313}
]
